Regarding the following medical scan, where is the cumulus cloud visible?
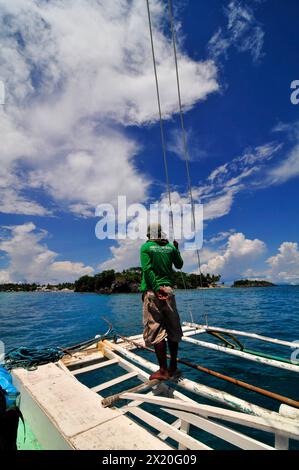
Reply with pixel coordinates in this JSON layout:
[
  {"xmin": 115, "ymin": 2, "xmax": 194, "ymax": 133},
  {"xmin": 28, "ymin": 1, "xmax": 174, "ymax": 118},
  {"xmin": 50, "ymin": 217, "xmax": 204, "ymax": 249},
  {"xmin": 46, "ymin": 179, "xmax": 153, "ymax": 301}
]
[
  {"xmin": 201, "ymin": 232, "xmax": 266, "ymax": 280},
  {"xmin": 0, "ymin": 222, "xmax": 94, "ymax": 283},
  {"xmin": 99, "ymin": 239, "xmax": 140, "ymax": 272},
  {"xmin": 0, "ymin": 0, "xmax": 218, "ymax": 216},
  {"xmin": 99, "ymin": 231, "xmax": 299, "ymax": 285},
  {"xmin": 266, "ymin": 242, "xmax": 299, "ymax": 285},
  {"xmin": 208, "ymin": 0, "xmax": 265, "ymax": 63},
  {"xmin": 242, "ymin": 241, "xmax": 299, "ymax": 285},
  {"xmin": 98, "ymin": 237, "xmax": 218, "ymax": 274}
]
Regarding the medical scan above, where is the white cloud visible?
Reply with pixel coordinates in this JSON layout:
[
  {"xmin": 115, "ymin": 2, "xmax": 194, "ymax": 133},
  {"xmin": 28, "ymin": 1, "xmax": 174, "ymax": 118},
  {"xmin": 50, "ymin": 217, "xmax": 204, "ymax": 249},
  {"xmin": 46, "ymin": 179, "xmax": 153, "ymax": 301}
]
[
  {"xmin": 266, "ymin": 242, "xmax": 299, "ymax": 285},
  {"xmin": 0, "ymin": 271, "xmax": 10, "ymax": 283},
  {"xmin": 263, "ymin": 121, "xmax": 299, "ymax": 185},
  {"xmin": 208, "ymin": 0, "xmax": 264, "ymax": 63},
  {"xmin": 100, "ymin": 233, "xmax": 299, "ymax": 285},
  {"xmin": 0, "ymin": 0, "xmax": 218, "ymax": 216},
  {"xmin": 203, "ymin": 189, "xmax": 236, "ymax": 221},
  {"xmin": 99, "ymin": 239, "xmax": 140, "ymax": 272},
  {"xmin": 99, "ymin": 236, "xmax": 219, "ymax": 275},
  {"xmin": 95, "ymin": 133, "xmax": 291, "ymax": 274},
  {"xmin": 0, "ymin": 222, "xmax": 94, "ymax": 283},
  {"xmin": 207, "ymin": 230, "xmax": 236, "ymax": 244},
  {"xmin": 270, "ymin": 145, "xmax": 299, "ymax": 184},
  {"xmin": 207, "ymin": 142, "xmax": 282, "ymax": 188},
  {"xmin": 242, "ymin": 241, "xmax": 299, "ymax": 285},
  {"xmin": 167, "ymin": 128, "xmax": 207, "ymax": 161},
  {"xmin": 201, "ymin": 232, "xmax": 266, "ymax": 280},
  {"xmin": 0, "ymin": 188, "xmax": 49, "ymax": 216},
  {"xmin": 208, "ymin": 164, "xmax": 228, "ymax": 182},
  {"xmin": 200, "ymin": 142, "xmax": 282, "ymax": 221}
]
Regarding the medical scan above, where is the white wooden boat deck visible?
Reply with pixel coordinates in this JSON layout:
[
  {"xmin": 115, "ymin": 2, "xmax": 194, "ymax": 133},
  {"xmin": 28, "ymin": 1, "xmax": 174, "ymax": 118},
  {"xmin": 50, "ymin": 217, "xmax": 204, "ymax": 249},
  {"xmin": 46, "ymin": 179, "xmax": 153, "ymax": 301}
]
[
  {"xmin": 12, "ymin": 358, "xmax": 171, "ymax": 450},
  {"xmin": 12, "ymin": 330, "xmax": 299, "ymax": 450}
]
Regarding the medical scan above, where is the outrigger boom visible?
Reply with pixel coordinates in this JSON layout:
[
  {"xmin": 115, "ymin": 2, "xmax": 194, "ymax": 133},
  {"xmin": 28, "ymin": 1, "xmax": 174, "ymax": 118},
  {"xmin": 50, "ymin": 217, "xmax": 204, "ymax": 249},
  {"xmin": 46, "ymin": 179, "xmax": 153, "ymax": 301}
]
[
  {"xmin": 183, "ymin": 322, "xmax": 297, "ymax": 348},
  {"xmin": 181, "ymin": 322, "xmax": 299, "ymax": 373}
]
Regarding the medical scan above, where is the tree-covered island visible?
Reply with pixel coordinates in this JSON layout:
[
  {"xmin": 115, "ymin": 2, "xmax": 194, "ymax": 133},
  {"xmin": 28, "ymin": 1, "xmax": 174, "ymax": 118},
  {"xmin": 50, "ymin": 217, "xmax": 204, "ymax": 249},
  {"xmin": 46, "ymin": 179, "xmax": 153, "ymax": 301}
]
[
  {"xmin": 0, "ymin": 268, "xmax": 222, "ymax": 293},
  {"xmin": 233, "ymin": 279, "xmax": 276, "ymax": 288}
]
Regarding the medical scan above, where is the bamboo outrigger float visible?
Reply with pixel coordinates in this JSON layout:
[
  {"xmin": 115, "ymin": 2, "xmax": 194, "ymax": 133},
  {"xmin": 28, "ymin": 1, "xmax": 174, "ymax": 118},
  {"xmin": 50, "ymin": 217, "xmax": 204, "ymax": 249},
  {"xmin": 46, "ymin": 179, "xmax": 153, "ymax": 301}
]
[
  {"xmin": 182, "ymin": 322, "xmax": 299, "ymax": 373},
  {"xmin": 12, "ymin": 324, "xmax": 299, "ymax": 450}
]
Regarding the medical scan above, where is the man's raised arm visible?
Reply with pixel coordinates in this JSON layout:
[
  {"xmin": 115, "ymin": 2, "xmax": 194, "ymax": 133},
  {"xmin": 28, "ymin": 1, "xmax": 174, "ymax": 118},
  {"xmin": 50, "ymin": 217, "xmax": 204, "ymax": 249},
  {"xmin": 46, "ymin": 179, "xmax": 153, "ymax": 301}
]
[{"xmin": 172, "ymin": 241, "xmax": 183, "ymax": 269}]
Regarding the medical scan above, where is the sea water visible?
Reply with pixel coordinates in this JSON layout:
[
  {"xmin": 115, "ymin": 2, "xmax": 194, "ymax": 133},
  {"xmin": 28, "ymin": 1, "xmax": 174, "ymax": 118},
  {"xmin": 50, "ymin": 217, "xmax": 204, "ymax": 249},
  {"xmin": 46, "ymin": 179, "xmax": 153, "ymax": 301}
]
[{"xmin": 1, "ymin": 286, "xmax": 298, "ymax": 449}]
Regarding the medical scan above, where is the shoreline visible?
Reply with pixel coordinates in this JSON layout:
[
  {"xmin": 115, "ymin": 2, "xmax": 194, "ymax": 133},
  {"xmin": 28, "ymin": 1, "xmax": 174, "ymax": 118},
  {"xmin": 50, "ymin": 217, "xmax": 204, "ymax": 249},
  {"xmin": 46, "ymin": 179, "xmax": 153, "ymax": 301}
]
[{"xmin": 0, "ymin": 285, "xmax": 294, "ymax": 294}]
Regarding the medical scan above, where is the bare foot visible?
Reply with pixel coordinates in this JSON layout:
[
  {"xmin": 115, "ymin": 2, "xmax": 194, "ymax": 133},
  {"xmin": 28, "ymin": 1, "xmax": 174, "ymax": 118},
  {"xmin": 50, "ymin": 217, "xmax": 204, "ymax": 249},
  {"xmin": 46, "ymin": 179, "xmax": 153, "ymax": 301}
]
[{"xmin": 149, "ymin": 369, "xmax": 170, "ymax": 381}]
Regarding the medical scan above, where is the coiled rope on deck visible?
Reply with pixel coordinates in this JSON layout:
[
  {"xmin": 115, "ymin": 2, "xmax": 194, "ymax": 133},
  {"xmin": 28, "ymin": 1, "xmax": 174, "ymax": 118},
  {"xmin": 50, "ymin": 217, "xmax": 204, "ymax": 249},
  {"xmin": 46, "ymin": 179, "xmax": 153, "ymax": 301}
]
[
  {"xmin": 5, "ymin": 346, "xmax": 64, "ymax": 371},
  {"xmin": 4, "ymin": 324, "xmax": 114, "ymax": 370}
]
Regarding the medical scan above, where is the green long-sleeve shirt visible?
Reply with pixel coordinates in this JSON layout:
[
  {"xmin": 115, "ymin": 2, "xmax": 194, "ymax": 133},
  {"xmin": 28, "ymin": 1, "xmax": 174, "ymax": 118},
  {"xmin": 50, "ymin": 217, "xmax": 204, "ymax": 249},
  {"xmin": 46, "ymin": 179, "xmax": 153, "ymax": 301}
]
[{"xmin": 140, "ymin": 240, "xmax": 184, "ymax": 292}]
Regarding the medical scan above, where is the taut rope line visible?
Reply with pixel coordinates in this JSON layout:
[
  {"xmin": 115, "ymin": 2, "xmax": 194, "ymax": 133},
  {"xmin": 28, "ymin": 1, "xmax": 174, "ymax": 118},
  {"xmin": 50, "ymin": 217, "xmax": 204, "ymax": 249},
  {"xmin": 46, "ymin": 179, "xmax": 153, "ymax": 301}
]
[
  {"xmin": 167, "ymin": 0, "xmax": 203, "ymax": 290},
  {"xmin": 146, "ymin": 0, "xmax": 193, "ymax": 322}
]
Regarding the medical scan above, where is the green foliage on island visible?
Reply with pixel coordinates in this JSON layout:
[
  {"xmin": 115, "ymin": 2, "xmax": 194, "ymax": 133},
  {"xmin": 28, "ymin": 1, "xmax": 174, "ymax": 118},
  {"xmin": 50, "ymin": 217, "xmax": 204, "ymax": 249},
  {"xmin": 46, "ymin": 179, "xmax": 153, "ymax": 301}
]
[
  {"xmin": 74, "ymin": 268, "xmax": 221, "ymax": 293},
  {"xmin": 0, "ymin": 282, "xmax": 75, "ymax": 292},
  {"xmin": 233, "ymin": 279, "xmax": 275, "ymax": 288},
  {"xmin": 0, "ymin": 270, "xmax": 221, "ymax": 293}
]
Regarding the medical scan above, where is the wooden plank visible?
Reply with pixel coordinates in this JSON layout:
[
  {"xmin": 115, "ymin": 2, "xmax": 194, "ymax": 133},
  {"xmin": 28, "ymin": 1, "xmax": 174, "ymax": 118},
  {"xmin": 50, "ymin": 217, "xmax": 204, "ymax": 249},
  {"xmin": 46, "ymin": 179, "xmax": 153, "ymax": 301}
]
[
  {"xmin": 92, "ymin": 371, "xmax": 138, "ymax": 393},
  {"xmin": 158, "ymin": 419, "xmax": 181, "ymax": 440},
  {"xmin": 178, "ymin": 420, "xmax": 190, "ymax": 450},
  {"xmin": 70, "ymin": 414, "xmax": 172, "ymax": 450},
  {"xmin": 164, "ymin": 409, "xmax": 275, "ymax": 450},
  {"xmin": 63, "ymin": 351, "xmax": 104, "ymax": 368},
  {"xmin": 121, "ymin": 393, "xmax": 299, "ymax": 441},
  {"xmin": 275, "ymin": 433, "xmax": 289, "ymax": 450},
  {"xmin": 102, "ymin": 379, "xmax": 160, "ymax": 408},
  {"xmin": 127, "ymin": 407, "xmax": 211, "ymax": 450},
  {"xmin": 72, "ymin": 358, "xmax": 118, "ymax": 376},
  {"xmin": 13, "ymin": 363, "xmax": 172, "ymax": 451}
]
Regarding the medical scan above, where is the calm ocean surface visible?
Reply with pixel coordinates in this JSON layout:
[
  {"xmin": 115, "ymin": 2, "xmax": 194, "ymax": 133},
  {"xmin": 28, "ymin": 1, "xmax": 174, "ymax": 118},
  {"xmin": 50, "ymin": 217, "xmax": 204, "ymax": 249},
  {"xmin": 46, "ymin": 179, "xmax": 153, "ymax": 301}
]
[{"xmin": 1, "ymin": 286, "xmax": 298, "ymax": 449}]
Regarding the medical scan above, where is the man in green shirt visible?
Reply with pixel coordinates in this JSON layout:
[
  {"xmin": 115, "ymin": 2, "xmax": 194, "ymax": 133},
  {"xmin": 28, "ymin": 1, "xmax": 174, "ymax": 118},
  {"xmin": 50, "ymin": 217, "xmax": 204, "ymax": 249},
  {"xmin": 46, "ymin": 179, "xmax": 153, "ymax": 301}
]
[{"xmin": 140, "ymin": 223, "xmax": 184, "ymax": 381}]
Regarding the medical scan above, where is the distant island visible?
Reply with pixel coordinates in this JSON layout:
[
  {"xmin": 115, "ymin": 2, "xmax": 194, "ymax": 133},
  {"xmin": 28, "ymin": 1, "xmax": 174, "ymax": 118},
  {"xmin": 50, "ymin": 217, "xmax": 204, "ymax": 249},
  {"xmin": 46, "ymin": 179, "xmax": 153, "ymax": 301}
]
[
  {"xmin": 0, "ymin": 273, "xmax": 278, "ymax": 293},
  {"xmin": 74, "ymin": 268, "xmax": 222, "ymax": 293},
  {"xmin": 0, "ymin": 268, "xmax": 222, "ymax": 293},
  {"xmin": 233, "ymin": 279, "xmax": 276, "ymax": 288},
  {"xmin": 0, "ymin": 282, "xmax": 75, "ymax": 292}
]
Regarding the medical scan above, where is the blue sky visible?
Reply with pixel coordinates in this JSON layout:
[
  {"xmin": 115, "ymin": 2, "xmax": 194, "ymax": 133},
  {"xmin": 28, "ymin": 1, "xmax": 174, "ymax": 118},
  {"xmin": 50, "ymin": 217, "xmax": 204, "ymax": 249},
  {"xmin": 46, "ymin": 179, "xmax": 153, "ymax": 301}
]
[{"xmin": 0, "ymin": 0, "xmax": 298, "ymax": 284}]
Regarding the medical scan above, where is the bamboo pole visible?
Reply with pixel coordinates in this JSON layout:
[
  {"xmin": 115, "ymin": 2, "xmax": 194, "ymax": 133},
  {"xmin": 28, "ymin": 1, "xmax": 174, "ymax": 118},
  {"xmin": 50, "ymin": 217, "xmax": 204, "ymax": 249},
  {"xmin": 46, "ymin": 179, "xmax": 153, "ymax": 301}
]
[
  {"xmin": 183, "ymin": 322, "xmax": 297, "ymax": 348},
  {"xmin": 182, "ymin": 334, "xmax": 299, "ymax": 373},
  {"xmin": 116, "ymin": 335, "xmax": 299, "ymax": 409},
  {"xmin": 102, "ymin": 378, "xmax": 160, "ymax": 408}
]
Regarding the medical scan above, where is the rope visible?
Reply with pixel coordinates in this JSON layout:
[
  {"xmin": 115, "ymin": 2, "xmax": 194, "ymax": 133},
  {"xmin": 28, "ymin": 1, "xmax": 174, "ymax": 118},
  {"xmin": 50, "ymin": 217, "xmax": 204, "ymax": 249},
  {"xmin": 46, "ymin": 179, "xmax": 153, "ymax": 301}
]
[
  {"xmin": 4, "ymin": 347, "xmax": 64, "ymax": 370},
  {"xmin": 146, "ymin": 0, "xmax": 193, "ymax": 322},
  {"xmin": 167, "ymin": 0, "xmax": 210, "ymax": 326},
  {"xmin": 4, "ymin": 325, "xmax": 114, "ymax": 370},
  {"xmin": 167, "ymin": 0, "xmax": 203, "ymax": 288},
  {"xmin": 146, "ymin": 0, "xmax": 173, "ymax": 235}
]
